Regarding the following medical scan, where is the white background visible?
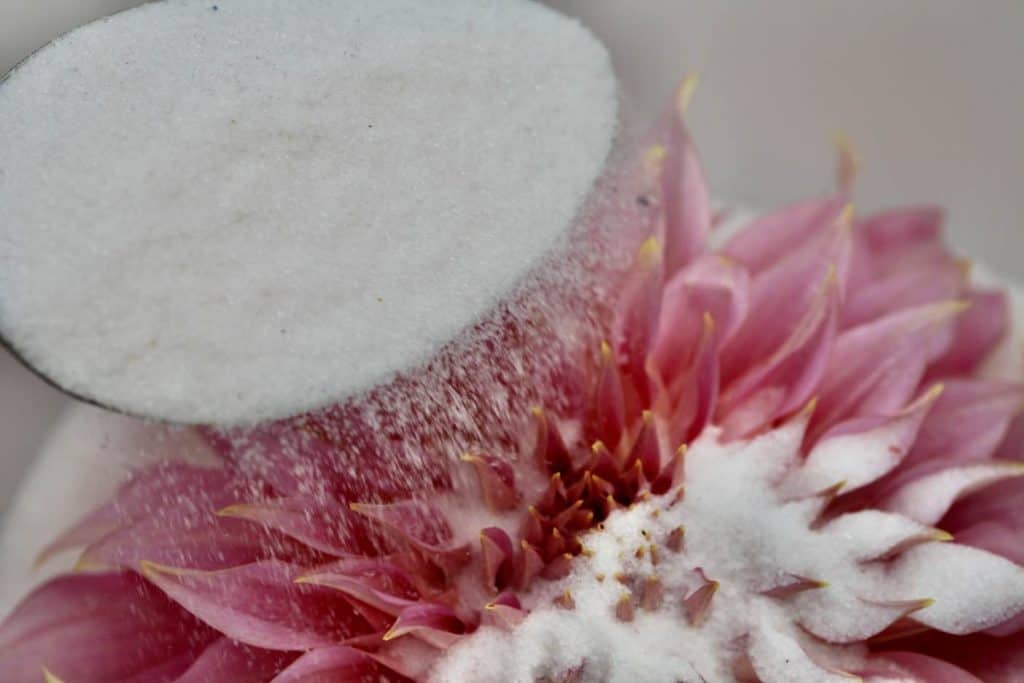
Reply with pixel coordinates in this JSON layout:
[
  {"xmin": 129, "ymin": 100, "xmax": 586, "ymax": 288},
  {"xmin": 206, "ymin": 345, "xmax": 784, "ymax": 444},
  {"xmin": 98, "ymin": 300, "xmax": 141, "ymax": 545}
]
[{"xmin": 1, "ymin": 0, "xmax": 1022, "ymax": 515}]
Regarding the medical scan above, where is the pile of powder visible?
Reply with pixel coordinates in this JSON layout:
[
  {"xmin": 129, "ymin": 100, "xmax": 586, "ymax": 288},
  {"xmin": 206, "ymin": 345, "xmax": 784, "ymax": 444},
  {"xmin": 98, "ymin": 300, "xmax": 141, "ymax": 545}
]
[
  {"xmin": 432, "ymin": 424, "xmax": 1024, "ymax": 682},
  {"xmin": 0, "ymin": 0, "xmax": 619, "ymax": 425}
]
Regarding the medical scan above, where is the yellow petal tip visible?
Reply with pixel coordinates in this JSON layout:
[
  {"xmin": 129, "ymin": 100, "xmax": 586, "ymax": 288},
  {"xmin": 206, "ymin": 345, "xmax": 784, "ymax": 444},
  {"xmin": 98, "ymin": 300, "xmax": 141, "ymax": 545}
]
[
  {"xmin": 676, "ymin": 73, "xmax": 700, "ymax": 117},
  {"xmin": 42, "ymin": 667, "xmax": 64, "ymax": 683}
]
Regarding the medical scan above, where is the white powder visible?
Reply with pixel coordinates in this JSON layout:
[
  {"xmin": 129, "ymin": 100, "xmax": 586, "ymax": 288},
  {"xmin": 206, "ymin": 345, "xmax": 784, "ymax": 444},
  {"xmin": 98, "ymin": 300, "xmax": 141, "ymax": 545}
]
[
  {"xmin": 0, "ymin": 0, "xmax": 618, "ymax": 425},
  {"xmin": 432, "ymin": 422, "xmax": 1024, "ymax": 683}
]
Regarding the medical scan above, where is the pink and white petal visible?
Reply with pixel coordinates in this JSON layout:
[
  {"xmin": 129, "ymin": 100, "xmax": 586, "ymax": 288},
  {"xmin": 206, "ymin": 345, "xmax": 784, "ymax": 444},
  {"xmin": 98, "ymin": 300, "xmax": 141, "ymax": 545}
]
[
  {"xmin": 141, "ymin": 560, "xmax": 366, "ymax": 651},
  {"xmin": 863, "ymin": 651, "xmax": 983, "ymax": 683},
  {"xmin": 794, "ymin": 586, "xmax": 928, "ymax": 644},
  {"xmin": 0, "ymin": 572, "xmax": 214, "ymax": 683},
  {"xmin": 819, "ymin": 511, "xmax": 943, "ymax": 563},
  {"xmin": 747, "ymin": 616, "xmax": 860, "ymax": 683},
  {"xmin": 790, "ymin": 385, "xmax": 941, "ymax": 496},
  {"xmin": 943, "ymin": 477, "xmax": 1024, "ymax": 537},
  {"xmin": 879, "ymin": 462, "xmax": 1024, "ymax": 526},
  {"xmin": 883, "ymin": 542, "xmax": 1024, "ymax": 635}
]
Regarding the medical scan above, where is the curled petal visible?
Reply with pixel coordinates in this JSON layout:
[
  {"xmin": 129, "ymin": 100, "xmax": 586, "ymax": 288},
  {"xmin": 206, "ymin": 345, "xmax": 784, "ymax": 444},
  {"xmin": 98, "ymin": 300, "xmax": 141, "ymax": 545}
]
[
  {"xmin": 141, "ymin": 560, "xmax": 364, "ymax": 651},
  {"xmin": 795, "ymin": 587, "xmax": 932, "ymax": 644},
  {"xmin": 483, "ymin": 592, "xmax": 527, "ymax": 630},
  {"xmin": 461, "ymin": 453, "xmax": 519, "ymax": 512},
  {"xmin": 384, "ymin": 603, "xmax": 466, "ymax": 649},
  {"xmin": 479, "ymin": 527, "xmax": 516, "ymax": 592}
]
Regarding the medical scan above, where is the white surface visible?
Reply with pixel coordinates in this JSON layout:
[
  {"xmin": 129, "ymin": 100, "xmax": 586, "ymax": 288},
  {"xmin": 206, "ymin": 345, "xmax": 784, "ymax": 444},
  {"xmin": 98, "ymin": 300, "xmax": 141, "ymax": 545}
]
[{"xmin": 0, "ymin": 0, "xmax": 617, "ymax": 425}]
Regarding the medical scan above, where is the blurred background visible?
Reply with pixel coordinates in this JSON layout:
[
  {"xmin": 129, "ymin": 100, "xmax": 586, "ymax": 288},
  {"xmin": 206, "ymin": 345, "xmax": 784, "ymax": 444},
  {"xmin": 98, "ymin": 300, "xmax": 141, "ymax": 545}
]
[{"xmin": 1, "ymin": 0, "xmax": 1022, "ymax": 516}]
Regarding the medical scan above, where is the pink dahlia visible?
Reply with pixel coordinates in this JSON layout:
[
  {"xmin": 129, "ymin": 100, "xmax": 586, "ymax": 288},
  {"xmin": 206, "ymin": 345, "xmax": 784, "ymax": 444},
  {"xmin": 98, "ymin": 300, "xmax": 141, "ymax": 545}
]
[{"xmin": 2, "ymin": 71, "xmax": 1023, "ymax": 682}]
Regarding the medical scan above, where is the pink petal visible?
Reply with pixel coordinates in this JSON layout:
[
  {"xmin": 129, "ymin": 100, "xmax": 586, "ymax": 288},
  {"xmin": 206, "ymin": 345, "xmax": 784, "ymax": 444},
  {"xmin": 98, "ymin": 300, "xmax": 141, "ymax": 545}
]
[
  {"xmin": 296, "ymin": 559, "xmax": 420, "ymax": 618},
  {"xmin": 349, "ymin": 500, "xmax": 471, "ymax": 578},
  {"xmin": 217, "ymin": 495, "xmax": 385, "ymax": 557},
  {"xmin": 77, "ymin": 506, "xmax": 315, "ymax": 572},
  {"xmin": 723, "ymin": 195, "xmax": 848, "ymax": 275},
  {"xmin": 591, "ymin": 341, "xmax": 627, "ymax": 448},
  {"xmin": 649, "ymin": 310, "xmax": 719, "ymax": 448},
  {"xmin": 860, "ymin": 206, "xmax": 944, "ymax": 255},
  {"xmin": 721, "ymin": 209, "xmax": 851, "ymax": 387},
  {"xmin": 612, "ymin": 238, "xmax": 664, "ymax": 401},
  {"xmin": 176, "ymin": 638, "xmax": 294, "ymax": 682},
  {"xmin": 928, "ymin": 289, "xmax": 1010, "ymax": 377},
  {"xmin": 905, "ymin": 379, "xmax": 1024, "ymax": 469},
  {"xmin": 841, "ymin": 259, "xmax": 966, "ymax": 330},
  {"xmin": 0, "ymin": 572, "xmax": 214, "ymax": 682},
  {"xmin": 810, "ymin": 300, "xmax": 964, "ymax": 441},
  {"xmin": 650, "ymin": 253, "xmax": 749, "ymax": 384},
  {"xmin": 141, "ymin": 560, "xmax": 366, "ymax": 651},
  {"xmin": 648, "ymin": 83, "xmax": 710, "ymax": 275},
  {"xmin": 719, "ymin": 273, "xmax": 839, "ymax": 439}
]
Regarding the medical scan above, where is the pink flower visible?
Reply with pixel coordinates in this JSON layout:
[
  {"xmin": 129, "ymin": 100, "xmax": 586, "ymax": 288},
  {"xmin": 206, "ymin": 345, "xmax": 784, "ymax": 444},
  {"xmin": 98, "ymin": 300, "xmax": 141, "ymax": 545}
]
[{"xmin": 3, "ymin": 77, "xmax": 1023, "ymax": 682}]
